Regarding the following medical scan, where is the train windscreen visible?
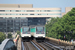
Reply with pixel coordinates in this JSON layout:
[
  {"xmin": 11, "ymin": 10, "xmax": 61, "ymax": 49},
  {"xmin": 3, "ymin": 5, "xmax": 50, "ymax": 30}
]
[
  {"xmin": 22, "ymin": 27, "xmax": 30, "ymax": 34},
  {"xmin": 36, "ymin": 27, "xmax": 44, "ymax": 34}
]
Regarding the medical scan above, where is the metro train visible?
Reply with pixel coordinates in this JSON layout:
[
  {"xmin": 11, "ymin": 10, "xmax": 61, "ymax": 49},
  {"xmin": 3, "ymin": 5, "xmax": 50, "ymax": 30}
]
[
  {"xmin": 31, "ymin": 26, "xmax": 46, "ymax": 42},
  {"xmin": 21, "ymin": 26, "xmax": 31, "ymax": 41},
  {"xmin": 21, "ymin": 26, "xmax": 46, "ymax": 42}
]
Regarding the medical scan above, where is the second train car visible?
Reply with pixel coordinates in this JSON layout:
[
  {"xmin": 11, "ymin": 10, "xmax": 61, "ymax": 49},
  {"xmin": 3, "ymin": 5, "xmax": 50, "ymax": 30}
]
[{"xmin": 31, "ymin": 26, "xmax": 46, "ymax": 42}]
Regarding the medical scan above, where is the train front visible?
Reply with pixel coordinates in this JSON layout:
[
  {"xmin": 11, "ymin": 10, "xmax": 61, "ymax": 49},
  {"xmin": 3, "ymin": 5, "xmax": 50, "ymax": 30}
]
[
  {"xmin": 21, "ymin": 26, "xmax": 31, "ymax": 41},
  {"xmin": 35, "ymin": 26, "xmax": 46, "ymax": 42}
]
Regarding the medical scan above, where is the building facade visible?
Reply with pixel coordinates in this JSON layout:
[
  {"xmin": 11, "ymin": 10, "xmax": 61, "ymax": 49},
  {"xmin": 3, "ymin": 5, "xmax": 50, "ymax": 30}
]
[
  {"xmin": 62, "ymin": 7, "xmax": 72, "ymax": 16},
  {"xmin": 0, "ymin": 4, "xmax": 61, "ymax": 32}
]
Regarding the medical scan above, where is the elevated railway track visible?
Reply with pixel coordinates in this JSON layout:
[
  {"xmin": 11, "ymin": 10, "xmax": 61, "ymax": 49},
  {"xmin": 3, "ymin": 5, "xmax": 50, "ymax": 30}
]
[
  {"xmin": 21, "ymin": 38, "xmax": 74, "ymax": 50},
  {"xmin": 22, "ymin": 40, "xmax": 46, "ymax": 50},
  {"xmin": 0, "ymin": 37, "xmax": 74, "ymax": 50},
  {"xmin": 22, "ymin": 40, "xmax": 64, "ymax": 50}
]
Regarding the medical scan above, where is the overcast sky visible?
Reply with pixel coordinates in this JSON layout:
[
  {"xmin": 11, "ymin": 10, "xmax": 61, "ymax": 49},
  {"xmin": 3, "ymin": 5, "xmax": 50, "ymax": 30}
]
[{"xmin": 0, "ymin": 0, "xmax": 75, "ymax": 12}]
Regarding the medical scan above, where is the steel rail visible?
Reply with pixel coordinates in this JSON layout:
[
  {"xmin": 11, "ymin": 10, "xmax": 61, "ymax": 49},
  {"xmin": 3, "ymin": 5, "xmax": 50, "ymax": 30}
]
[{"xmin": 31, "ymin": 40, "xmax": 46, "ymax": 50}]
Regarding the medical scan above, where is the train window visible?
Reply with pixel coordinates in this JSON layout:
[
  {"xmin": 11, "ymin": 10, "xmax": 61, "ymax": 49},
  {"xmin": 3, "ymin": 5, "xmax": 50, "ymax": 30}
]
[
  {"xmin": 36, "ymin": 27, "xmax": 44, "ymax": 34},
  {"xmin": 36, "ymin": 27, "xmax": 44, "ymax": 32},
  {"xmin": 23, "ymin": 27, "xmax": 29, "ymax": 32}
]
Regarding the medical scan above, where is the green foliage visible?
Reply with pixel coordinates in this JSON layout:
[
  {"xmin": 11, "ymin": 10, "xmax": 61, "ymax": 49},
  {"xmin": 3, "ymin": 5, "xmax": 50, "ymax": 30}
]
[
  {"xmin": 45, "ymin": 8, "xmax": 75, "ymax": 41},
  {"xmin": 7, "ymin": 32, "xmax": 12, "ymax": 38},
  {"xmin": 0, "ymin": 32, "xmax": 6, "ymax": 43},
  {"xmin": 16, "ymin": 31, "xmax": 21, "ymax": 37}
]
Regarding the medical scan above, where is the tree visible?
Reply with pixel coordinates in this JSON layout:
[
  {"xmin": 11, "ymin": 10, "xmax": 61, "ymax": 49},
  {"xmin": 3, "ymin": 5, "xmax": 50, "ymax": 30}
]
[
  {"xmin": 0, "ymin": 32, "xmax": 6, "ymax": 43},
  {"xmin": 16, "ymin": 31, "xmax": 21, "ymax": 37},
  {"xmin": 7, "ymin": 32, "xmax": 12, "ymax": 38},
  {"xmin": 45, "ymin": 8, "xmax": 75, "ymax": 41}
]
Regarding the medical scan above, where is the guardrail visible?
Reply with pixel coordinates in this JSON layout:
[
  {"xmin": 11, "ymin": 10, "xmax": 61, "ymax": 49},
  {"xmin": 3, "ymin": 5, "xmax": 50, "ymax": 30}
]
[
  {"xmin": 13, "ymin": 35, "xmax": 22, "ymax": 50},
  {"xmin": 46, "ymin": 37, "xmax": 75, "ymax": 50},
  {"xmin": 46, "ymin": 37, "xmax": 74, "ymax": 46},
  {"xmin": 13, "ymin": 35, "xmax": 21, "ymax": 50},
  {"xmin": 13, "ymin": 35, "xmax": 19, "ymax": 46}
]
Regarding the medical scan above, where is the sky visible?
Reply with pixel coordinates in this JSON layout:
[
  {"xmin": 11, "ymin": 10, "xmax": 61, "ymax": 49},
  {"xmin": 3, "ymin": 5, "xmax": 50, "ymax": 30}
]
[{"xmin": 0, "ymin": 0, "xmax": 75, "ymax": 12}]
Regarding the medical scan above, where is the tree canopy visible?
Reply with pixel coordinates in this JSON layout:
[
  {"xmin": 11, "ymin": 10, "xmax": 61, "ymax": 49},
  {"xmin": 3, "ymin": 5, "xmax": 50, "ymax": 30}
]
[
  {"xmin": 7, "ymin": 32, "xmax": 12, "ymax": 38},
  {"xmin": 45, "ymin": 8, "xmax": 75, "ymax": 41},
  {"xmin": 16, "ymin": 31, "xmax": 21, "ymax": 37},
  {"xmin": 0, "ymin": 32, "xmax": 6, "ymax": 43}
]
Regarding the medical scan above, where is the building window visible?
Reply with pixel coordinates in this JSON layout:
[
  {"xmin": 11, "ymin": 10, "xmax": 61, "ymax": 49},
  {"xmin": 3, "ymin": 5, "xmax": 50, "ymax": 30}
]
[
  {"xmin": 50, "ymin": 10, "xmax": 61, "ymax": 12},
  {"xmin": 48, "ymin": 13, "xmax": 61, "ymax": 15},
  {"xmin": 0, "ymin": 10, "xmax": 5, "ymax": 12},
  {"xmin": 24, "ymin": 20, "xmax": 27, "ymax": 22},
  {"xmin": 10, "ymin": 28, "xmax": 13, "ymax": 29},
  {"xmin": 20, "ymin": 17, "xmax": 27, "ymax": 19},
  {"xmin": 16, "ymin": 10, "xmax": 20, "ymax": 12},
  {"xmin": 27, "ymin": 10, "xmax": 29, "ymax": 12},
  {"xmin": 6, "ymin": 14, "xmax": 10, "ymax": 15},
  {"xmin": 16, "ymin": 14, "xmax": 20, "ymax": 15},
  {"xmin": 30, "ymin": 10, "xmax": 34, "ymax": 12},
  {"xmin": 30, "ymin": 14, "xmax": 34, "ymax": 15},
  {"xmin": 40, "ymin": 10, "xmax": 44, "ymax": 12},
  {"xmin": 15, "ymin": 27, "xmax": 19, "ymax": 29},
  {"xmin": 21, "ymin": 10, "xmax": 25, "ymax": 12},
  {"xmin": 0, "ymin": 14, "xmax": 5, "ymax": 15},
  {"xmin": 7, "ymin": 20, "xmax": 12, "ymax": 22},
  {"xmin": 38, "ymin": 20, "xmax": 40, "ymax": 22},
  {"xmin": 0, "ymin": 17, "xmax": 3, "ymax": 19},
  {"xmin": 26, "ymin": 10, "xmax": 34, "ymax": 12},
  {"xmin": 46, "ymin": 10, "xmax": 51, "ymax": 12},
  {"xmin": 35, "ymin": 10, "xmax": 40, "ymax": 12},
  {"xmin": 15, "ymin": 24, "xmax": 19, "ymax": 26},
  {"xmin": 23, "ymin": 23, "xmax": 27, "ymax": 25},
  {"xmin": 8, "ymin": 17, "xmax": 12, "ymax": 19},
  {"xmin": 5, "ymin": 10, "xmax": 10, "ymax": 12},
  {"xmin": 41, "ymin": 14, "xmax": 47, "ymax": 15},
  {"xmin": 10, "ymin": 10, "xmax": 15, "ymax": 12},
  {"xmin": 11, "ymin": 14, "xmax": 16, "ymax": 15},
  {"xmin": 15, "ymin": 20, "xmax": 19, "ymax": 22},
  {"xmin": 12, "ymin": 17, "xmax": 16, "ymax": 19},
  {"xmin": 22, "ymin": 14, "xmax": 28, "ymax": 15},
  {"xmin": 28, "ymin": 20, "xmax": 32, "ymax": 22},
  {"xmin": 38, "ymin": 14, "xmax": 41, "ymax": 15},
  {"xmin": 0, "ymin": 28, "xmax": 2, "ymax": 29},
  {"xmin": 21, "ymin": 20, "xmax": 23, "ymax": 22}
]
